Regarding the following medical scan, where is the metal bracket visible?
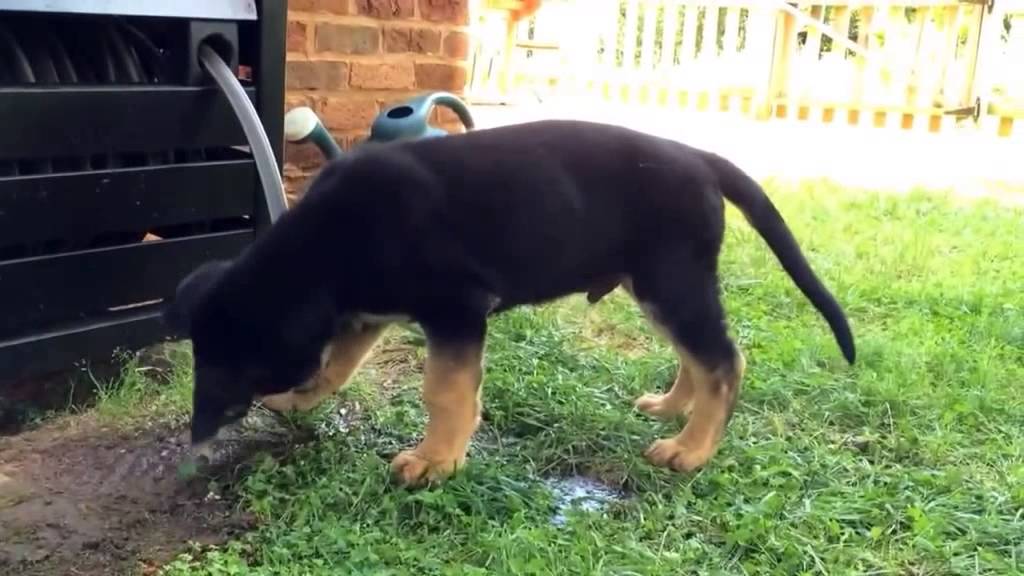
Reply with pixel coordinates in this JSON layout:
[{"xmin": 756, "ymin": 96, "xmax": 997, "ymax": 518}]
[
  {"xmin": 943, "ymin": 97, "xmax": 983, "ymax": 122},
  {"xmin": 959, "ymin": 0, "xmax": 995, "ymax": 14}
]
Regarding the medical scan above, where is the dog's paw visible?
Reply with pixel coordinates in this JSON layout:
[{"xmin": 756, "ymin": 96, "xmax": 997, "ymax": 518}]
[
  {"xmin": 259, "ymin": 388, "xmax": 325, "ymax": 413},
  {"xmin": 634, "ymin": 393, "xmax": 692, "ymax": 420},
  {"xmin": 644, "ymin": 438, "xmax": 713, "ymax": 473},
  {"xmin": 259, "ymin": 391, "xmax": 298, "ymax": 413},
  {"xmin": 389, "ymin": 449, "xmax": 462, "ymax": 487}
]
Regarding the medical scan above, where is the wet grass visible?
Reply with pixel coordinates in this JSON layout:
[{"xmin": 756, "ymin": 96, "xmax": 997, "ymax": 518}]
[{"xmin": 108, "ymin": 180, "xmax": 1023, "ymax": 575}]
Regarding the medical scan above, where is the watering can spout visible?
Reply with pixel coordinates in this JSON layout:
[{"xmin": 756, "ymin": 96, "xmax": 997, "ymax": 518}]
[{"xmin": 284, "ymin": 106, "xmax": 344, "ymax": 161}]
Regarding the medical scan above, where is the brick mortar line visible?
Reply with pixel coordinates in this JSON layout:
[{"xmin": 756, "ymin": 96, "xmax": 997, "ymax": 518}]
[
  {"xmin": 289, "ymin": 90, "xmax": 465, "ymax": 100},
  {"xmin": 378, "ymin": 23, "xmax": 468, "ymax": 34},
  {"xmin": 304, "ymin": 17, "xmax": 317, "ymax": 56},
  {"xmin": 286, "ymin": 53, "xmax": 465, "ymax": 63},
  {"xmin": 289, "ymin": 121, "xmax": 466, "ymax": 146},
  {"xmin": 290, "ymin": 13, "xmax": 467, "ymax": 31},
  {"xmin": 305, "ymin": 53, "xmax": 468, "ymax": 63}
]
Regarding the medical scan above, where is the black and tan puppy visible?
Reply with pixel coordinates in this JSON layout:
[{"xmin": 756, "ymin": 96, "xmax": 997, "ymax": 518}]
[{"xmin": 164, "ymin": 119, "xmax": 855, "ymax": 486}]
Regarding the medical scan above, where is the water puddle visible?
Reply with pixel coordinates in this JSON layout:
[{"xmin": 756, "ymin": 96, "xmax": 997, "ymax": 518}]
[
  {"xmin": 543, "ymin": 475, "xmax": 624, "ymax": 526},
  {"xmin": 315, "ymin": 404, "xmax": 361, "ymax": 437}
]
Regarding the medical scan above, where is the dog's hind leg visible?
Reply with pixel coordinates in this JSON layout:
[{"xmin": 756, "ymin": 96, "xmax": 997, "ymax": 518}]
[
  {"xmin": 630, "ymin": 251, "xmax": 746, "ymax": 472},
  {"xmin": 585, "ymin": 275, "xmax": 623, "ymax": 304},
  {"xmin": 618, "ymin": 278, "xmax": 694, "ymax": 420},
  {"xmin": 390, "ymin": 319, "xmax": 486, "ymax": 487},
  {"xmin": 634, "ymin": 360, "xmax": 698, "ymax": 420},
  {"xmin": 260, "ymin": 322, "xmax": 387, "ymax": 413}
]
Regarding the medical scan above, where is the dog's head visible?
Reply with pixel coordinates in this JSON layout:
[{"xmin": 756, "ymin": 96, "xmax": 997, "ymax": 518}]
[
  {"xmin": 164, "ymin": 260, "xmax": 335, "ymax": 450},
  {"xmin": 163, "ymin": 260, "xmax": 253, "ymax": 447}
]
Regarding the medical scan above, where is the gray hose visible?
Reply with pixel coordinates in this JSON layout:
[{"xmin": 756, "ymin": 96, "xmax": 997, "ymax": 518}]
[{"xmin": 198, "ymin": 43, "xmax": 287, "ymax": 222}]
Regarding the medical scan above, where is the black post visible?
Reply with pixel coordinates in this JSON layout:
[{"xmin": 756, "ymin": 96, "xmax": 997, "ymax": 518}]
[{"xmin": 254, "ymin": 0, "xmax": 288, "ymax": 232}]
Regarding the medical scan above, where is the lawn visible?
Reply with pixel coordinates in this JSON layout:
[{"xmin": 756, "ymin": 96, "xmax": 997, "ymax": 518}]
[{"xmin": 112, "ymin": 181, "xmax": 1022, "ymax": 575}]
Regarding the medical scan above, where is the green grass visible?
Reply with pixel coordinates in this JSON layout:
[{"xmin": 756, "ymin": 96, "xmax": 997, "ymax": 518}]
[
  {"xmin": 123, "ymin": 181, "xmax": 1023, "ymax": 575},
  {"xmin": 88, "ymin": 344, "xmax": 195, "ymax": 426}
]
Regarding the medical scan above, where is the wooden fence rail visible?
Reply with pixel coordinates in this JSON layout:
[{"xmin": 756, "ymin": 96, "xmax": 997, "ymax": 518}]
[{"xmin": 469, "ymin": 0, "xmax": 1024, "ymax": 138}]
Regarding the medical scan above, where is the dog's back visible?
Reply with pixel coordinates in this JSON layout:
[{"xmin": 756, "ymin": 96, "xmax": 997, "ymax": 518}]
[{"xmin": 300, "ymin": 120, "xmax": 723, "ymax": 313}]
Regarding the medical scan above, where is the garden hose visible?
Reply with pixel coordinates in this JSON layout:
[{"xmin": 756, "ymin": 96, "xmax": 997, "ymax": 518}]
[{"xmin": 198, "ymin": 42, "xmax": 288, "ymax": 222}]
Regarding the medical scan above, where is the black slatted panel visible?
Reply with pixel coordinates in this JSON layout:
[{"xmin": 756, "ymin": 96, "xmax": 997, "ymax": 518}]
[
  {"xmin": 0, "ymin": 160, "xmax": 256, "ymax": 247},
  {"xmin": 0, "ymin": 2, "xmax": 285, "ymax": 382},
  {"xmin": 0, "ymin": 86, "xmax": 256, "ymax": 159},
  {"xmin": 0, "ymin": 230, "xmax": 252, "ymax": 340},
  {"xmin": 0, "ymin": 307, "xmax": 167, "ymax": 382}
]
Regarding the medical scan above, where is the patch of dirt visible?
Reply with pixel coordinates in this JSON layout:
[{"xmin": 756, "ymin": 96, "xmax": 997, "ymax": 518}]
[
  {"xmin": 0, "ymin": 413, "xmax": 296, "ymax": 576},
  {"xmin": 0, "ymin": 363, "xmax": 118, "ymax": 435},
  {"xmin": 0, "ymin": 337, "xmax": 422, "ymax": 575}
]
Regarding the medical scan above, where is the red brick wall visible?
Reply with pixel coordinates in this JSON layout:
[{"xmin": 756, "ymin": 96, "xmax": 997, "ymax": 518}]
[{"xmin": 283, "ymin": 0, "xmax": 471, "ymax": 200}]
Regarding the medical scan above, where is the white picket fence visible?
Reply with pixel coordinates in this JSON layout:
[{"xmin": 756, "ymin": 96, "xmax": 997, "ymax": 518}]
[{"xmin": 470, "ymin": 0, "xmax": 1024, "ymax": 138}]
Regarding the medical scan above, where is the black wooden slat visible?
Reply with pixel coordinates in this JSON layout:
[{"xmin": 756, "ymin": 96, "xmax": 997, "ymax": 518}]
[
  {"xmin": 0, "ymin": 85, "xmax": 256, "ymax": 159},
  {"xmin": 0, "ymin": 230, "xmax": 252, "ymax": 340},
  {"xmin": 0, "ymin": 306, "xmax": 169, "ymax": 382},
  {"xmin": 0, "ymin": 160, "xmax": 256, "ymax": 247}
]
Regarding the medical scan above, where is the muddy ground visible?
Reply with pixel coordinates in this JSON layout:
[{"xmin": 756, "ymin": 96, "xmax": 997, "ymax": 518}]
[
  {"xmin": 0, "ymin": 412, "xmax": 297, "ymax": 576},
  {"xmin": 0, "ymin": 336, "xmax": 423, "ymax": 575},
  {"xmin": 0, "ymin": 341, "xmax": 417, "ymax": 575}
]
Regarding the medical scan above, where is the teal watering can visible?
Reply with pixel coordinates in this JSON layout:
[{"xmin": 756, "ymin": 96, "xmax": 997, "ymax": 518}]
[{"xmin": 284, "ymin": 91, "xmax": 475, "ymax": 161}]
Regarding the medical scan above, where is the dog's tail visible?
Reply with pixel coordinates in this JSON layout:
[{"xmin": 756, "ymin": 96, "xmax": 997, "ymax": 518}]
[{"xmin": 706, "ymin": 153, "xmax": 856, "ymax": 364}]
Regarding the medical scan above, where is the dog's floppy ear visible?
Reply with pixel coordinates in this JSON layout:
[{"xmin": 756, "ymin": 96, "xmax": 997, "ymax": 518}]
[{"xmin": 163, "ymin": 260, "xmax": 233, "ymax": 335}]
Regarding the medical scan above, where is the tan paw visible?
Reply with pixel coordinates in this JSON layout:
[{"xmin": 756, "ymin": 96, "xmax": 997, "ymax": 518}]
[
  {"xmin": 389, "ymin": 449, "xmax": 462, "ymax": 487},
  {"xmin": 259, "ymin": 389, "xmax": 323, "ymax": 413},
  {"xmin": 259, "ymin": 391, "xmax": 298, "ymax": 413},
  {"xmin": 634, "ymin": 393, "xmax": 693, "ymax": 420},
  {"xmin": 644, "ymin": 438, "xmax": 715, "ymax": 472}
]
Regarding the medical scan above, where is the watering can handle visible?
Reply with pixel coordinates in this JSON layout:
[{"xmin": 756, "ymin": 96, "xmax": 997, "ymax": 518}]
[{"xmin": 408, "ymin": 91, "xmax": 476, "ymax": 131}]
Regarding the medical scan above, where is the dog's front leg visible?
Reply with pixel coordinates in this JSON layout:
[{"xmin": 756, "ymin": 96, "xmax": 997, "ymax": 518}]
[
  {"xmin": 260, "ymin": 322, "xmax": 387, "ymax": 413},
  {"xmin": 391, "ymin": 332, "xmax": 484, "ymax": 487}
]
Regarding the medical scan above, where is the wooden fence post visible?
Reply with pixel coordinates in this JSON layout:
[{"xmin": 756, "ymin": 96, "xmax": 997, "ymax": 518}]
[
  {"xmin": 853, "ymin": 5, "xmax": 874, "ymax": 126},
  {"xmin": 972, "ymin": 0, "xmax": 1008, "ymax": 135},
  {"xmin": 957, "ymin": 4, "xmax": 985, "ymax": 109},
  {"xmin": 762, "ymin": 9, "xmax": 796, "ymax": 120}
]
